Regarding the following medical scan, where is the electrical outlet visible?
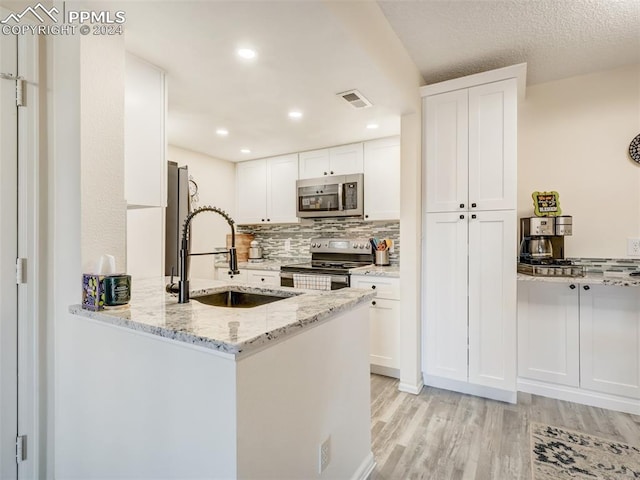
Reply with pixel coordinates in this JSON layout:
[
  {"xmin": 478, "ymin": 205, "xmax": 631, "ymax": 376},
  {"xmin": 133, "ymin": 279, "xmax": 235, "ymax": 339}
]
[
  {"xmin": 628, "ymin": 238, "xmax": 640, "ymax": 256},
  {"xmin": 319, "ymin": 436, "xmax": 331, "ymax": 474},
  {"xmin": 284, "ymin": 238, "xmax": 291, "ymax": 252}
]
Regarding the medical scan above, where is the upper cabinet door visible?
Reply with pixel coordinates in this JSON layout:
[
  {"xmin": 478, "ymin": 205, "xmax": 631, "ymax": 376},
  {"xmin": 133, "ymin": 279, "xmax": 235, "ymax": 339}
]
[
  {"xmin": 424, "ymin": 90, "xmax": 469, "ymax": 213},
  {"xmin": 124, "ymin": 54, "xmax": 166, "ymax": 207},
  {"xmin": 266, "ymin": 154, "xmax": 299, "ymax": 224},
  {"xmin": 236, "ymin": 159, "xmax": 267, "ymax": 224},
  {"xmin": 298, "ymin": 149, "xmax": 330, "ymax": 179},
  {"xmin": 329, "ymin": 143, "xmax": 364, "ymax": 176},
  {"xmin": 468, "ymin": 78, "xmax": 517, "ymax": 211},
  {"xmin": 364, "ymin": 137, "xmax": 400, "ymax": 221}
]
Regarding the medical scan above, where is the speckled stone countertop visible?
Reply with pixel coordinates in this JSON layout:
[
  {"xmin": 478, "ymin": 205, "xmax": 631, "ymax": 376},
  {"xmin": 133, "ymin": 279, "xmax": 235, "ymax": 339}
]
[
  {"xmin": 216, "ymin": 259, "xmax": 401, "ymax": 278},
  {"xmin": 69, "ymin": 278, "xmax": 376, "ymax": 358},
  {"xmin": 350, "ymin": 265, "xmax": 400, "ymax": 278},
  {"xmin": 517, "ymin": 272, "xmax": 640, "ymax": 287}
]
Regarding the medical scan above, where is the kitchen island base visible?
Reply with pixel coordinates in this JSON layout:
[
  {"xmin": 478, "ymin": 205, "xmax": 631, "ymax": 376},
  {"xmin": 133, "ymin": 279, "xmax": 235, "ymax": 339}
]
[{"xmin": 57, "ymin": 304, "xmax": 374, "ymax": 479}]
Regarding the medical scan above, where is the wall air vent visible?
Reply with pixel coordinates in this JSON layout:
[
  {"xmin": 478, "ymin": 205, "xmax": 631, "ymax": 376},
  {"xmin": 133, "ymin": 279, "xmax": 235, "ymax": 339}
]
[{"xmin": 337, "ymin": 89, "xmax": 372, "ymax": 109}]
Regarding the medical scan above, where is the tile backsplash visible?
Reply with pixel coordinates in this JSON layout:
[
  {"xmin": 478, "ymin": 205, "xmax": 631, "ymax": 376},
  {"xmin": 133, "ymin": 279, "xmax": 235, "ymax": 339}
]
[
  {"xmin": 238, "ymin": 219, "xmax": 400, "ymax": 265},
  {"xmin": 568, "ymin": 257, "xmax": 640, "ymax": 274}
]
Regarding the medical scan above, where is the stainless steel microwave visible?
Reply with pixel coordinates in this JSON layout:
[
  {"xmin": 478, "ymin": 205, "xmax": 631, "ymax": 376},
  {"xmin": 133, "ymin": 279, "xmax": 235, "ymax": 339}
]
[{"xmin": 296, "ymin": 173, "xmax": 364, "ymax": 218}]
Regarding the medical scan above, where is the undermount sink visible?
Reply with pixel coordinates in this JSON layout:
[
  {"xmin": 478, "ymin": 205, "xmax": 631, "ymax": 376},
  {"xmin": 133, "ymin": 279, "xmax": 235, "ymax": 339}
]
[{"xmin": 192, "ymin": 290, "xmax": 290, "ymax": 308}]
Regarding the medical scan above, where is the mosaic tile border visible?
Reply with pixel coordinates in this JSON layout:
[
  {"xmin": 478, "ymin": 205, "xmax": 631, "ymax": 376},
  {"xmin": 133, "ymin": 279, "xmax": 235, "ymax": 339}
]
[{"xmin": 568, "ymin": 257, "xmax": 640, "ymax": 274}]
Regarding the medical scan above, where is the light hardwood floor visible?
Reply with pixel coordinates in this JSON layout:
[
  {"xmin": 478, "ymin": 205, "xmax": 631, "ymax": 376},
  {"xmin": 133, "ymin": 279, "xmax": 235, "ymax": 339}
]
[{"xmin": 369, "ymin": 374, "xmax": 640, "ymax": 479}]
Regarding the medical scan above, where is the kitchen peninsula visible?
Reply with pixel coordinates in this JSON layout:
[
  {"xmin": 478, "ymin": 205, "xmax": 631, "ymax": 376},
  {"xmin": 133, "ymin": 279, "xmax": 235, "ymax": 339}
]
[{"xmin": 60, "ymin": 279, "xmax": 376, "ymax": 479}]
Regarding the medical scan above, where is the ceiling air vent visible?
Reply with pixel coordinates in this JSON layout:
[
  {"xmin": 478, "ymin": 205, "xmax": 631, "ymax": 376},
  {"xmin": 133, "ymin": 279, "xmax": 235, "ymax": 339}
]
[{"xmin": 337, "ymin": 89, "xmax": 372, "ymax": 109}]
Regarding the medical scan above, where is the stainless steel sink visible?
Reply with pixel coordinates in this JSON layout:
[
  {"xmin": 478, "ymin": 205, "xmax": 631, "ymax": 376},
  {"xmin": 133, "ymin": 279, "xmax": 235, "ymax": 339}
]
[{"xmin": 191, "ymin": 290, "xmax": 290, "ymax": 308}]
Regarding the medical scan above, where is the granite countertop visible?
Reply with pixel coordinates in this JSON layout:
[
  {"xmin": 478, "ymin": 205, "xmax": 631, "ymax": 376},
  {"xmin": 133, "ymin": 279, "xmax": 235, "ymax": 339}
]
[
  {"xmin": 350, "ymin": 265, "xmax": 400, "ymax": 278},
  {"xmin": 69, "ymin": 278, "xmax": 376, "ymax": 358},
  {"xmin": 216, "ymin": 259, "xmax": 401, "ymax": 277},
  {"xmin": 517, "ymin": 272, "xmax": 640, "ymax": 287}
]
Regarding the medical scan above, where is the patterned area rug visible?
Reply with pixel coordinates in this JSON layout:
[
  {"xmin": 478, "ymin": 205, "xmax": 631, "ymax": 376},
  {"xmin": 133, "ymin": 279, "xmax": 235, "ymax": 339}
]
[{"xmin": 531, "ymin": 423, "xmax": 640, "ymax": 479}]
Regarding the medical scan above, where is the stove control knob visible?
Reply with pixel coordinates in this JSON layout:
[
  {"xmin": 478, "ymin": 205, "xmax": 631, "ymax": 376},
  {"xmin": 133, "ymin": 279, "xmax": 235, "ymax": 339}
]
[{"xmin": 359, "ymin": 244, "xmax": 364, "ymax": 249}]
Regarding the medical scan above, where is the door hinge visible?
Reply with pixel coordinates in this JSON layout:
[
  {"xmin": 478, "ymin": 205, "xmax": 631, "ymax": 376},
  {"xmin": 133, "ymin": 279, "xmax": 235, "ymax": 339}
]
[
  {"xmin": 0, "ymin": 73, "xmax": 24, "ymax": 107},
  {"xmin": 16, "ymin": 77, "xmax": 24, "ymax": 107},
  {"xmin": 16, "ymin": 435, "xmax": 26, "ymax": 463},
  {"xmin": 16, "ymin": 257, "xmax": 26, "ymax": 284}
]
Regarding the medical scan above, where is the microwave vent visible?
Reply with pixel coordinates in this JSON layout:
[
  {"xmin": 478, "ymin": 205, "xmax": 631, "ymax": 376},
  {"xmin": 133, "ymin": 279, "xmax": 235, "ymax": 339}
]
[{"xmin": 337, "ymin": 89, "xmax": 372, "ymax": 109}]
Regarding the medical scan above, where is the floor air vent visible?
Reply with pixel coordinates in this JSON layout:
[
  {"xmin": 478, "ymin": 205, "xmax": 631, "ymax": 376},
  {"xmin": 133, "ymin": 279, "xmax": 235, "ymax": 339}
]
[{"xmin": 337, "ymin": 89, "xmax": 372, "ymax": 109}]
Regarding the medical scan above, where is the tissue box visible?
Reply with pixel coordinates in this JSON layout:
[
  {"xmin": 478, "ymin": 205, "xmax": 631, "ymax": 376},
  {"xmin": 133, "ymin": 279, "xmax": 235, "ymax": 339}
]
[{"xmin": 82, "ymin": 274, "xmax": 106, "ymax": 311}]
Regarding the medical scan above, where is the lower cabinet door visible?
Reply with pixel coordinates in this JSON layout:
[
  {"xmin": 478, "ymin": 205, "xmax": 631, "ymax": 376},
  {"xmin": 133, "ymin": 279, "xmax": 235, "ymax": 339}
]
[
  {"xmin": 423, "ymin": 212, "xmax": 469, "ymax": 381},
  {"xmin": 369, "ymin": 298, "xmax": 400, "ymax": 369},
  {"xmin": 468, "ymin": 210, "xmax": 517, "ymax": 391},
  {"xmin": 517, "ymin": 281, "xmax": 580, "ymax": 386},
  {"xmin": 580, "ymin": 284, "xmax": 640, "ymax": 399}
]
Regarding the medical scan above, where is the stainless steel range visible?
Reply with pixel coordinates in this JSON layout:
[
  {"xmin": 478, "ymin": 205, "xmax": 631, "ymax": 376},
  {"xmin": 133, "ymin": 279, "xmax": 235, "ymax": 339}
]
[{"xmin": 280, "ymin": 238, "xmax": 373, "ymax": 290}]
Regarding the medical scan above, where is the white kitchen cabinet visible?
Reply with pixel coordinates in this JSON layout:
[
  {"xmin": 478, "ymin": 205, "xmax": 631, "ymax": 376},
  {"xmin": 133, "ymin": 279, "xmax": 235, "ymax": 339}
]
[
  {"xmin": 215, "ymin": 268, "xmax": 247, "ymax": 283},
  {"xmin": 468, "ymin": 210, "xmax": 517, "ymax": 390},
  {"xmin": 423, "ymin": 210, "xmax": 517, "ymax": 394},
  {"xmin": 298, "ymin": 143, "xmax": 363, "ymax": 179},
  {"xmin": 246, "ymin": 269, "xmax": 280, "ymax": 286},
  {"xmin": 517, "ymin": 281, "xmax": 580, "ymax": 387},
  {"xmin": 423, "ymin": 212, "xmax": 469, "ymax": 382},
  {"xmin": 236, "ymin": 154, "xmax": 298, "ymax": 225},
  {"xmin": 351, "ymin": 275, "xmax": 400, "ymax": 377},
  {"xmin": 124, "ymin": 54, "xmax": 166, "ymax": 207},
  {"xmin": 423, "ymin": 78, "xmax": 517, "ymax": 213},
  {"xmin": 580, "ymin": 284, "xmax": 640, "ymax": 399},
  {"xmin": 363, "ymin": 137, "xmax": 400, "ymax": 221}
]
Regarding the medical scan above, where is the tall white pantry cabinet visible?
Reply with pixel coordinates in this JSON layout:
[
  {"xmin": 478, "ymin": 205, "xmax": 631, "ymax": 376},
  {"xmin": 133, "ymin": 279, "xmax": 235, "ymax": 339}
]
[{"xmin": 421, "ymin": 64, "xmax": 526, "ymax": 402}]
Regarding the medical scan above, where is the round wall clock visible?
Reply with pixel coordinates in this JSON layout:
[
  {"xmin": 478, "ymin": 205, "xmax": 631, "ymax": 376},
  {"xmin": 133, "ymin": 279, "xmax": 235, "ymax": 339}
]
[{"xmin": 630, "ymin": 133, "xmax": 640, "ymax": 164}]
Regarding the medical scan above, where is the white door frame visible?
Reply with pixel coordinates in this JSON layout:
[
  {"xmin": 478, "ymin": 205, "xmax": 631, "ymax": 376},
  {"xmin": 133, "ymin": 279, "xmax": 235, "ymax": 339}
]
[
  {"xmin": 1, "ymin": 10, "xmax": 41, "ymax": 478},
  {"xmin": 17, "ymin": 30, "xmax": 42, "ymax": 480},
  {"xmin": 0, "ymin": 26, "xmax": 19, "ymax": 480}
]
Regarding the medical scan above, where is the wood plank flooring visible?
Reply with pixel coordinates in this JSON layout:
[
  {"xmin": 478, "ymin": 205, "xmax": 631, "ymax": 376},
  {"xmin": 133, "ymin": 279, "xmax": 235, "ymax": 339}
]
[{"xmin": 369, "ymin": 374, "xmax": 640, "ymax": 479}]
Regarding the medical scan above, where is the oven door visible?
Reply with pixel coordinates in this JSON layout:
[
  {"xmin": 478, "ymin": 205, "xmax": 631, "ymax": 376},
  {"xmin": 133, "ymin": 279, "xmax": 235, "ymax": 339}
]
[{"xmin": 280, "ymin": 271, "xmax": 349, "ymax": 290}]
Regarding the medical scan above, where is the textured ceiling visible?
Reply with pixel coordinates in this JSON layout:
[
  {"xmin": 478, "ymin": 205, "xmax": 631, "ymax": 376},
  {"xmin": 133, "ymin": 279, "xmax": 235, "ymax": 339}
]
[{"xmin": 378, "ymin": 0, "xmax": 640, "ymax": 85}]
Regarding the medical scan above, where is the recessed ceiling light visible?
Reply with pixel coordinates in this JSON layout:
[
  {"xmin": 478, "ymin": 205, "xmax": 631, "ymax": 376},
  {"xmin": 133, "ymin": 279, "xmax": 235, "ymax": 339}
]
[
  {"xmin": 216, "ymin": 128, "xmax": 229, "ymax": 136},
  {"xmin": 288, "ymin": 111, "xmax": 303, "ymax": 119},
  {"xmin": 366, "ymin": 123, "xmax": 379, "ymax": 129},
  {"xmin": 237, "ymin": 48, "xmax": 256, "ymax": 59},
  {"xmin": 240, "ymin": 148, "xmax": 251, "ymax": 154}
]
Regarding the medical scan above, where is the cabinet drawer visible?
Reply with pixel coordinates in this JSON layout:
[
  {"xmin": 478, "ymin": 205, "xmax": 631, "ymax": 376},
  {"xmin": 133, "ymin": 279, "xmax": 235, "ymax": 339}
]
[
  {"xmin": 215, "ymin": 268, "xmax": 247, "ymax": 283},
  {"xmin": 246, "ymin": 270, "xmax": 280, "ymax": 286},
  {"xmin": 351, "ymin": 276, "xmax": 400, "ymax": 300}
]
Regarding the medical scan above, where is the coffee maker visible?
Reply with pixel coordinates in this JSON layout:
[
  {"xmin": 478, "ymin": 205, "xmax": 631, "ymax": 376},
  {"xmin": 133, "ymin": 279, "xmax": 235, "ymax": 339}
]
[{"xmin": 519, "ymin": 216, "xmax": 573, "ymax": 264}]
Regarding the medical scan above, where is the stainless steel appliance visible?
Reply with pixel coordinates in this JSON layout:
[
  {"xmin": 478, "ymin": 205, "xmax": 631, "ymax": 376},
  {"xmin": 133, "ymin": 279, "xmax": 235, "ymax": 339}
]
[
  {"xmin": 296, "ymin": 174, "xmax": 364, "ymax": 219},
  {"xmin": 518, "ymin": 215, "xmax": 583, "ymax": 277},
  {"xmin": 165, "ymin": 162, "xmax": 190, "ymax": 276},
  {"xmin": 249, "ymin": 240, "xmax": 263, "ymax": 260},
  {"xmin": 280, "ymin": 237, "xmax": 373, "ymax": 290}
]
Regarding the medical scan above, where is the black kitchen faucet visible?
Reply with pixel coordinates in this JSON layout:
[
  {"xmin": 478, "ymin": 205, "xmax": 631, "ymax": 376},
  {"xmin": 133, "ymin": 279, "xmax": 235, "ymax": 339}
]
[{"xmin": 171, "ymin": 205, "xmax": 239, "ymax": 303}]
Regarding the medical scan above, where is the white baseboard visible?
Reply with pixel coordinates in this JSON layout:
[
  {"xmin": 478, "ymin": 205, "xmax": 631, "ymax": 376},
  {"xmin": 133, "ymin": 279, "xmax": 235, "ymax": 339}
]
[
  {"xmin": 518, "ymin": 378, "xmax": 640, "ymax": 415},
  {"xmin": 351, "ymin": 451, "xmax": 376, "ymax": 480},
  {"xmin": 370, "ymin": 364, "xmax": 400, "ymax": 379},
  {"xmin": 423, "ymin": 374, "xmax": 517, "ymax": 404}
]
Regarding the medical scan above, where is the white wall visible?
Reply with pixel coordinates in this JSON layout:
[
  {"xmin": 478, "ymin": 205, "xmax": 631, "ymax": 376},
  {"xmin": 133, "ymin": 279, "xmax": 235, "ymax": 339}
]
[
  {"xmin": 518, "ymin": 64, "xmax": 640, "ymax": 258},
  {"xmin": 80, "ymin": 34, "xmax": 126, "ymax": 272},
  {"xmin": 168, "ymin": 145, "xmax": 236, "ymax": 279}
]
